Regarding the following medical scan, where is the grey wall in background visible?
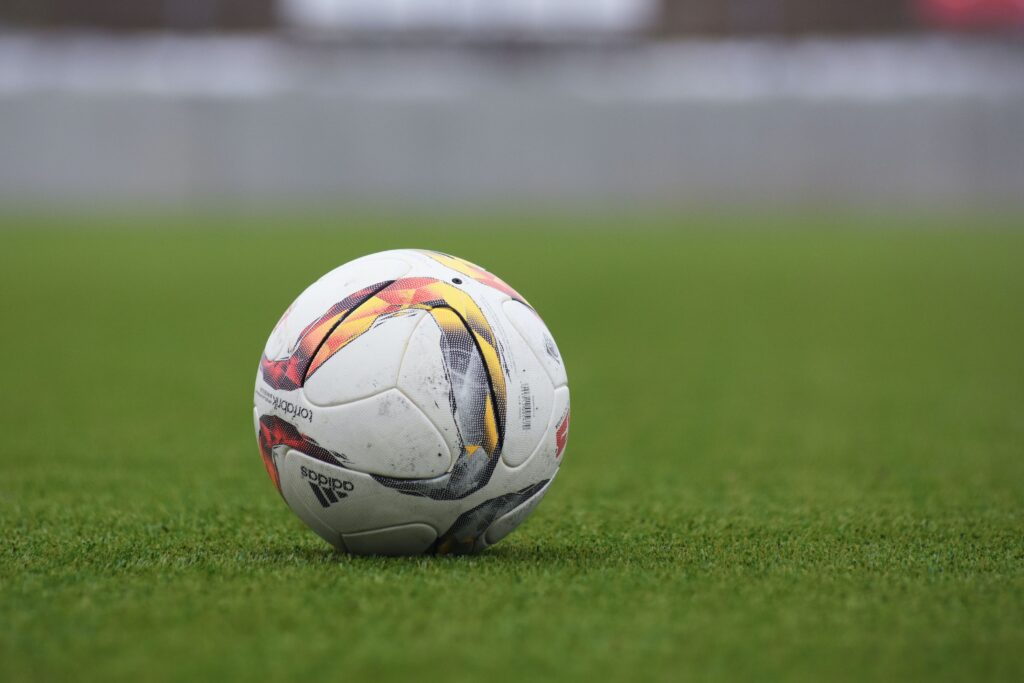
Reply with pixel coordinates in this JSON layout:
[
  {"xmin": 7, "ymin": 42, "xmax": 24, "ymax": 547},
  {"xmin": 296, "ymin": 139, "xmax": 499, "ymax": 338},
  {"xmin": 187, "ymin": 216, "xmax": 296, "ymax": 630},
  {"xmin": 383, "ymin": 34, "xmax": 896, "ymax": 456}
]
[{"xmin": 1, "ymin": 36, "xmax": 1022, "ymax": 207}]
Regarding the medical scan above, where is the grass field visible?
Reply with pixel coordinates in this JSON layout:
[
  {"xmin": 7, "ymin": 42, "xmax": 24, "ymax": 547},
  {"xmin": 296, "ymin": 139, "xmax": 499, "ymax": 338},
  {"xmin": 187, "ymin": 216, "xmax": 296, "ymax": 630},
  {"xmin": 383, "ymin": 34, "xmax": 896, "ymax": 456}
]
[{"xmin": 1, "ymin": 212, "xmax": 1023, "ymax": 682}]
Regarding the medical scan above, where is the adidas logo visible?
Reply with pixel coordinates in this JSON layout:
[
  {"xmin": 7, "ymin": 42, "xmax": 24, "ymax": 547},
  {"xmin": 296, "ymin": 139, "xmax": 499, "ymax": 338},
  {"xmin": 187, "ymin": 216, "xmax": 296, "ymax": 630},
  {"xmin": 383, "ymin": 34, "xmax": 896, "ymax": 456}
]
[{"xmin": 301, "ymin": 465, "xmax": 354, "ymax": 508}]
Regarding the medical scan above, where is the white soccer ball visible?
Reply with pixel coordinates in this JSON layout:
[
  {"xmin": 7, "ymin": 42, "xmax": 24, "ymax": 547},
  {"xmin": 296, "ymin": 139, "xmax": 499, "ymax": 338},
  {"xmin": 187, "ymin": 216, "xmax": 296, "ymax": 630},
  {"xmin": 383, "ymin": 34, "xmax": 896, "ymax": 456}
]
[{"xmin": 254, "ymin": 249, "xmax": 570, "ymax": 555}]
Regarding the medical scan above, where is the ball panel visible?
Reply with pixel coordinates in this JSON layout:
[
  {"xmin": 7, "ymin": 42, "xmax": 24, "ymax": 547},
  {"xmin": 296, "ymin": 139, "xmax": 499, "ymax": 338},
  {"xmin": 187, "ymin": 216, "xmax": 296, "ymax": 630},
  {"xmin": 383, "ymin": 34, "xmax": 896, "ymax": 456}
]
[
  {"xmin": 502, "ymin": 300, "xmax": 568, "ymax": 388},
  {"xmin": 434, "ymin": 478, "xmax": 552, "ymax": 554},
  {"xmin": 497, "ymin": 312, "xmax": 555, "ymax": 468},
  {"xmin": 281, "ymin": 450, "xmax": 444, "ymax": 541},
  {"xmin": 302, "ymin": 309, "xmax": 424, "ymax": 407},
  {"xmin": 483, "ymin": 474, "xmax": 556, "ymax": 547},
  {"xmin": 278, "ymin": 449, "xmax": 345, "ymax": 548},
  {"xmin": 396, "ymin": 313, "xmax": 461, "ymax": 459},
  {"xmin": 493, "ymin": 385, "xmax": 569, "ymax": 481},
  {"xmin": 310, "ymin": 389, "xmax": 452, "ymax": 479},
  {"xmin": 341, "ymin": 523, "xmax": 438, "ymax": 556}
]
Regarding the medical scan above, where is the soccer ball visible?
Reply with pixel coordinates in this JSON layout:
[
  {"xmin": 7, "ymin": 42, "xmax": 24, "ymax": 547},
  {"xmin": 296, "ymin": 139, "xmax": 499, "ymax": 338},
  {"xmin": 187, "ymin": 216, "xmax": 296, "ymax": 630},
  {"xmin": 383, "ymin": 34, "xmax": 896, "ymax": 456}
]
[{"xmin": 254, "ymin": 249, "xmax": 570, "ymax": 555}]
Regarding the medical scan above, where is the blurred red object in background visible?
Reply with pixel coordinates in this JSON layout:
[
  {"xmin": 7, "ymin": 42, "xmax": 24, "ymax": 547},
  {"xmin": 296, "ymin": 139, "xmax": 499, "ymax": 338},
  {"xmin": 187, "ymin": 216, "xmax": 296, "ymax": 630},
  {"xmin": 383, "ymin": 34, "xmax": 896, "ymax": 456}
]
[{"xmin": 915, "ymin": 0, "xmax": 1024, "ymax": 29}]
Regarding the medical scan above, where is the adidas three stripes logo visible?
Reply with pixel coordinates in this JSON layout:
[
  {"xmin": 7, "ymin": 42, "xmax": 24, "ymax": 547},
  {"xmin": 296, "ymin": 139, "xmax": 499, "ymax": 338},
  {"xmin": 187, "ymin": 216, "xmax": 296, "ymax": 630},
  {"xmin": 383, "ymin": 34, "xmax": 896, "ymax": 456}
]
[{"xmin": 309, "ymin": 481, "xmax": 347, "ymax": 507}]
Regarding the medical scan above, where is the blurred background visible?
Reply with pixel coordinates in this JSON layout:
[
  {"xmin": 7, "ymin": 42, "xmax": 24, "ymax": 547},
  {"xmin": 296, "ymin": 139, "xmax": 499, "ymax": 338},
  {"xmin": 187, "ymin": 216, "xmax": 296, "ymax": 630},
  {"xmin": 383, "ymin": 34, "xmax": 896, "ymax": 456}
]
[{"xmin": 1, "ymin": 0, "xmax": 1022, "ymax": 209}]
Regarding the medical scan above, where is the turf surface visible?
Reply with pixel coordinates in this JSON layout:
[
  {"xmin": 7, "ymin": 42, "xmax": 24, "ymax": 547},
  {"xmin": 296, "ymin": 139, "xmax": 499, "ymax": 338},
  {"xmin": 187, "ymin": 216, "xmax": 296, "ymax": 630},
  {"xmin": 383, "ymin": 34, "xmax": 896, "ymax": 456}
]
[{"xmin": 1, "ymin": 212, "xmax": 1023, "ymax": 682}]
